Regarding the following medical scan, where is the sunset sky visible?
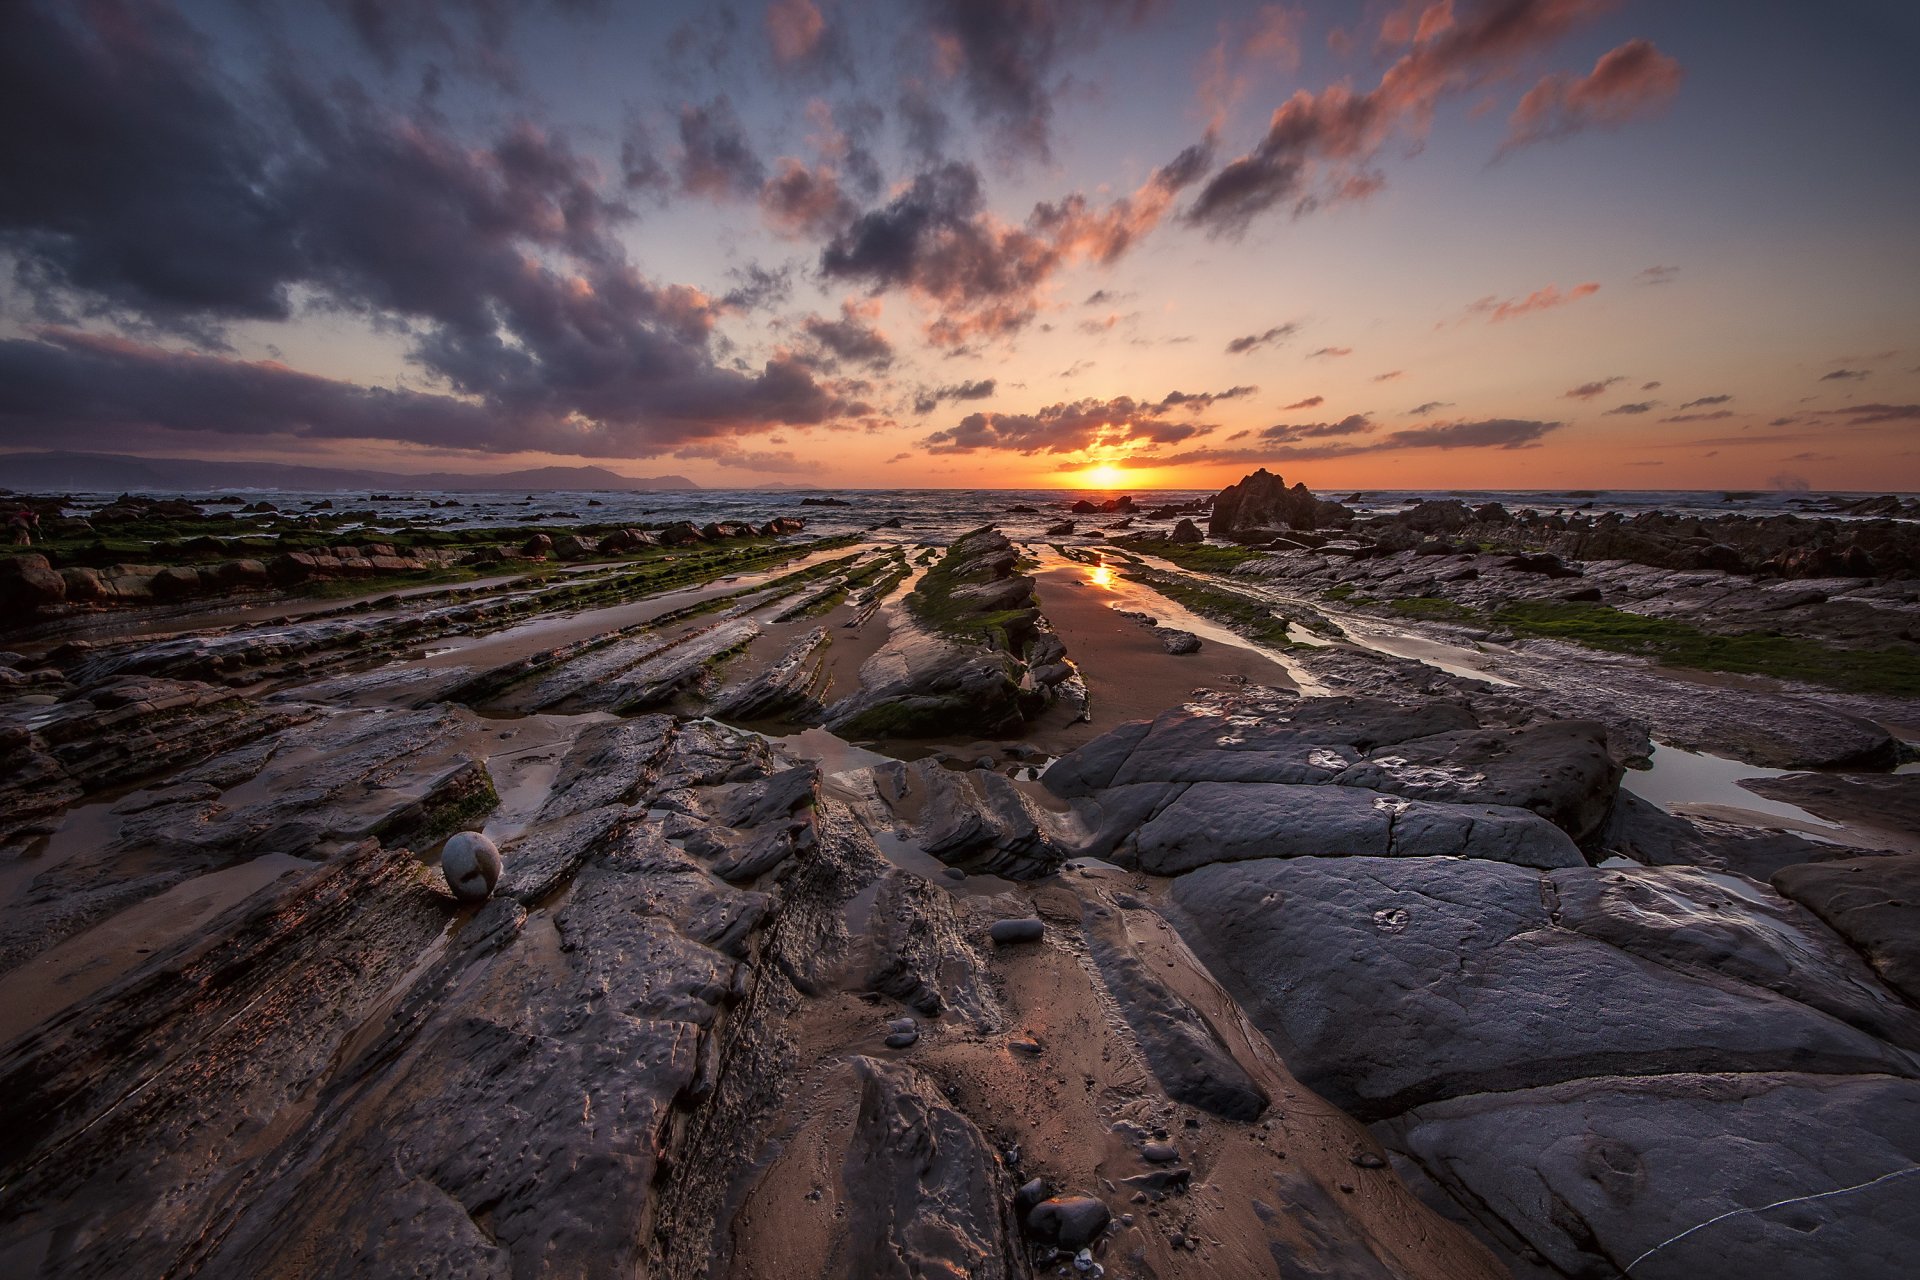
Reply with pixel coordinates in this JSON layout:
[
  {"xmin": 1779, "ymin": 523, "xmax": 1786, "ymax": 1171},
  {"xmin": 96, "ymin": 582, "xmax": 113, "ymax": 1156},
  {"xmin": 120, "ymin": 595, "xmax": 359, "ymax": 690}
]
[{"xmin": 2, "ymin": 0, "xmax": 1917, "ymax": 490}]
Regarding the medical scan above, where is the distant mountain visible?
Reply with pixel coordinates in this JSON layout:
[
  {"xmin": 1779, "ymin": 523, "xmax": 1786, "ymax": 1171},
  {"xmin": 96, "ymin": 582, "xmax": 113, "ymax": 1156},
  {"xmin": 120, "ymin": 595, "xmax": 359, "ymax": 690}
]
[{"xmin": 0, "ymin": 452, "xmax": 699, "ymax": 493}]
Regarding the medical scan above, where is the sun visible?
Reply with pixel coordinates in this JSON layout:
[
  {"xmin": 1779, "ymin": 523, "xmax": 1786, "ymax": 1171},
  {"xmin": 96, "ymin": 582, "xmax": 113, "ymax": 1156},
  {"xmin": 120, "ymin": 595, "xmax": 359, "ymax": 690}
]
[{"xmin": 1081, "ymin": 462, "xmax": 1125, "ymax": 488}]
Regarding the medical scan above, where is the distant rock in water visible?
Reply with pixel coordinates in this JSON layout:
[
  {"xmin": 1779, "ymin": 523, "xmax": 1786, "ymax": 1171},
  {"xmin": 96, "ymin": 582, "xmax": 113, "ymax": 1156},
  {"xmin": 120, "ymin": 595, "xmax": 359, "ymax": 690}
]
[{"xmin": 1208, "ymin": 468, "xmax": 1353, "ymax": 541}]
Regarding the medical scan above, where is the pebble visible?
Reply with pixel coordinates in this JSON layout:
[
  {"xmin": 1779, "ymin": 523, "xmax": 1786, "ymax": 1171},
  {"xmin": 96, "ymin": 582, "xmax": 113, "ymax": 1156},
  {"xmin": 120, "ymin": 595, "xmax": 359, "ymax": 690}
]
[
  {"xmin": 1009, "ymin": 1036, "xmax": 1044, "ymax": 1055},
  {"xmin": 1141, "ymin": 1141, "xmax": 1180, "ymax": 1164},
  {"xmin": 884, "ymin": 1029, "xmax": 919, "ymax": 1049},
  {"xmin": 1026, "ymin": 1196, "xmax": 1111, "ymax": 1250},
  {"xmin": 441, "ymin": 830, "xmax": 502, "ymax": 902},
  {"xmin": 989, "ymin": 917, "xmax": 1045, "ymax": 945},
  {"xmin": 943, "ymin": 866, "xmax": 967, "ymax": 881},
  {"xmin": 1352, "ymin": 1151, "xmax": 1387, "ymax": 1169}
]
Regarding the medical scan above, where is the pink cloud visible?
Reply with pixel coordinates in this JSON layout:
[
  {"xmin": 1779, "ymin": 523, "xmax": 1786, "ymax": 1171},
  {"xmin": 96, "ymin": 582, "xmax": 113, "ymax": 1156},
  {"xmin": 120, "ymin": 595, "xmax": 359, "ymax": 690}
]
[
  {"xmin": 1504, "ymin": 38, "xmax": 1684, "ymax": 151},
  {"xmin": 1467, "ymin": 281, "xmax": 1601, "ymax": 323},
  {"xmin": 764, "ymin": 0, "xmax": 825, "ymax": 64}
]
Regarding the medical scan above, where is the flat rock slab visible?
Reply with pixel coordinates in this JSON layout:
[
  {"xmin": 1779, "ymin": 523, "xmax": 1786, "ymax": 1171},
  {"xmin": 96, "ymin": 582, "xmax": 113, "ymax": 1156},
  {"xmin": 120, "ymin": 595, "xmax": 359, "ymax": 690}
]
[
  {"xmin": 1774, "ymin": 853, "xmax": 1920, "ymax": 1006},
  {"xmin": 1168, "ymin": 856, "xmax": 1918, "ymax": 1119},
  {"xmin": 1132, "ymin": 781, "xmax": 1582, "ymax": 873},
  {"xmin": 1379, "ymin": 1072, "xmax": 1920, "ymax": 1280},
  {"xmin": 1744, "ymin": 772, "xmax": 1920, "ymax": 847}
]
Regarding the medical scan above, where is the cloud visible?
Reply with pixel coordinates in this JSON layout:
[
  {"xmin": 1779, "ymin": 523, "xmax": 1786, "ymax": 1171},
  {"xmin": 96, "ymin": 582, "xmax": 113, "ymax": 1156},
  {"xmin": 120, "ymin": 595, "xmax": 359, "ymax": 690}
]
[
  {"xmin": 912, "ymin": 378, "xmax": 997, "ymax": 415},
  {"xmin": 917, "ymin": 0, "xmax": 1157, "ymax": 157},
  {"xmin": 1143, "ymin": 416, "xmax": 1565, "ymax": 465},
  {"xmin": 1465, "ymin": 281, "xmax": 1600, "ymax": 323},
  {"xmin": 759, "ymin": 158, "xmax": 858, "ymax": 238},
  {"xmin": 1186, "ymin": 0, "xmax": 1620, "ymax": 233},
  {"xmin": 765, "ymin": 0, "xmax": 826, "ymax": 63},
  {"xmin": 1678, "ymin": 394, "xmax": 1732, "ymax": 409},
  {"xmin": 1308, "ymin": 346, "xmax": 1353, "ymax": 358},
  {"xmin": 1282, "ymin": 395, "xmax": 1324, "ymax": 410},
  {"xmin": 1226, "ymin": 324, "xmax": 1299, "ymax": 355},
  {"xmin": 1372, "ymin": 369, "xmax": 1406, "ymax": 382},
  {"xmin": 1641, "ymin": 380, "xmax": 1662, "ymax": 390},
  {"xmin": 676, "ymin": 97, "xmax": 767, "ymax": 199},
  {"xmin": 1604, "ymin": 402, "xmax": 1658, "ymax": 415},
  {"xmin": 1635, "ymin": 266, "xmax": 1680, "ymax": 286},
  {"xmin": 1502, "ymin": 38, "xmax": 1684, "ymax": 152},
  {"xmin": 0, "ymin": 327, "xmax": 846, "ymax": 459},
  {"xmin": 1659, "ymin": 409, "xmax": 1736, "ymax": 423},
  {"xmin": 1780, "ymin": 452, "xmax": 1834, "ymax": 463},
  {"xmin": 1815, "ymin": 403, "xmax": 1920, "ymax": 426},
  {"xmin": 1408, "ymin": 400, "xmax": 1452, "ymax": 414},
  {"xmin": 1563, "ymin": 376, "xmax": 1624, "ymax": 400},
  {"xmin": 0, "ymin": 4, "xmax": 867, "ymax": 460},
  {"xmin": 922, "ymin": 389, "xmax": 1228, "ymax": 455},
  {"xmin": 1152, "ymin": 386, "xmax": 1258, "ymax": 413},
  {"xmin": 720, "ymin": 261, "xmax": 794, "ymax": 311},
  {"xmin": 1820, "ymin": 368, "xmax": 1870, "ymax": 381},
  {"xmin": 1259, "ymin": 414, "xmax": 1375, "ymax": 441},
  {"xmin": 821, "ymin": 144, "xmax": 1209, "ymax": 344},
  {"xmin": 802, "ymin": 301, "xmax": 894, "ymax": 369}
]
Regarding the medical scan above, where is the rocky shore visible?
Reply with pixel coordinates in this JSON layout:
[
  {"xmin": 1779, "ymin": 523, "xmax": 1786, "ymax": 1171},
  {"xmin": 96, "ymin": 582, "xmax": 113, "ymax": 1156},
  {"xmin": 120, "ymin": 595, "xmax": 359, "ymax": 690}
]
[{"xmin": 1, "ymin": 479, "xmax": 1916, "ymax": 1279}]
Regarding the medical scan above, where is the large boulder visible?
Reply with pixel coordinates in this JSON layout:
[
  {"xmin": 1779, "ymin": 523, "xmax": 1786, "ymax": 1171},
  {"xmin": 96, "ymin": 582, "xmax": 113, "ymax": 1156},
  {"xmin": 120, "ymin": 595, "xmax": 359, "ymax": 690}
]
[
  {"xmin": 0, "ymin": 553, "xmax": 67, "ymax": 613},
  {"xmin": 1209, "ymin": 468, "xmax": 1352, "ymax": 538}
]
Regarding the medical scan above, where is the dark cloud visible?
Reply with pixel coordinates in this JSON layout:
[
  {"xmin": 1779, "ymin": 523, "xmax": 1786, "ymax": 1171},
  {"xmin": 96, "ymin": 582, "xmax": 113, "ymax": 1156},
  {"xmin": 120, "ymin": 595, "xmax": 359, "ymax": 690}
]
[
  {"xmin": 1604, "ymin": 401, "xmax": 1658, "ymax": 415},
  {"xmin": 820, "ymin": 144, "xmax": 1205, "ymax": 345},
  {"xmin": 917, "ymin": 0, "xmax": 1157, "ymax": 157},
  {"xmin": 759, "ymin": 159, "xmax": 857, "ymax": 239},
  {"xmin": 1660, "ymin": 409, "xmax": 1736, "ymax": 423},
  {"xmin": 1225, "ymin": 324, "xmax": 1299, "ymax": 355},
  {"xmin": 1502, "ymin": 38, "xmax": 1684, "ymax": 153},
  {"xmin": 1408, "ymin": 400, "xmax": 1452, "ymax": 414},
  {"xmin": 1187, "ymin": 0, "xmax": 1619, "ymax": 233},
  {"xmin": 896, "ymin": 82, "xmax": 952, "ymax": 163},
  {"xmin": 720, "ymin": 261, "xmax": 793, "ymax": 311},
  {"xmin": 1641, "ymin": 380, "xmax": 1662, "ymax": 390},
  {"xmin": 0, "ymin": 3, "xmax": 857, "ymax": 460},
  {"xmin": 1144, "ymin": 416, "xmax": 1564, "ymax": 465},
  {"xmin": 1259, "ymin": 414, "xmax": 1375, "ymax": 441},
  {"xmin": 922, "ymin": 391, "xmax": 1218, "ymax": 455},
  {"xmin": 1635, "ymin": 266, "xmax": 1680, "ymax": 286},
  {"xmin": 1678, "ymin": 394, "xmax": 1732, "ymax": 409},
  {"xmin": 1815, "ymin": 403, "xmax": 1920, "ymax": 426},
  {"xmin": 1563, "ymin": 376, "xmax": 1624, "ymax": 400},
  {"xmin": 1372, "ymin": 369, "xmax": 1405, "ymax": 382},
  {"xmin": 677, "ymin": 97, "xmax": 767, "ymax": 199},
  {"xmin": 1283, "ymin": 395, "xmax": 1325, "ymax": 410},
  {"xmin": 1152, "ymin": 386, "xmax": 1256, "ymax": 413},
  {"xmin": 1820, "ymin": 368, "xmax": 1870, "ymax": 381},
  {"xmin": 1308, "ymin": 346, "xmax": 1352, "ymax": 358},
  {"xmin": 912, "ymin": 378, "xmax": 997, "ymax": 415},
  {"xmin": 802, "ymin": 303, "xmax": 894, "ymax": 369}
]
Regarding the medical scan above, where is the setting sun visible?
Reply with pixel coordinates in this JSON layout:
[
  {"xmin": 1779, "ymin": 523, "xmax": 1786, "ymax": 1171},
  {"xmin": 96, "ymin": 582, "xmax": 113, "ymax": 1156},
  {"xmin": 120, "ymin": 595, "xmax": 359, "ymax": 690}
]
[{"xmin": 1080, "ymin": 463, "xmax": 1125, "ymax": 488}]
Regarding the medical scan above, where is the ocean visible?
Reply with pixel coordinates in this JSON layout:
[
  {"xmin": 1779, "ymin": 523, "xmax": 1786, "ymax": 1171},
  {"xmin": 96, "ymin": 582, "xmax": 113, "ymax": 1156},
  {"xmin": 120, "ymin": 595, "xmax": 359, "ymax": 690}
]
[{"xmin": 39, "ymin": 486, "xmax": 1913, "ymax": 545}]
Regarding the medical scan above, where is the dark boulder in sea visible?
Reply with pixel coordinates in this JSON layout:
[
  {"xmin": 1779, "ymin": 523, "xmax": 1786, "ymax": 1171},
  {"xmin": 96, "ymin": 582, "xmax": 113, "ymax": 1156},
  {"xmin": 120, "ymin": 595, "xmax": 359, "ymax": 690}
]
[
  {"xmin": 1208, "ymin": 468, "xmax": 1353, "ymax": 540},
  {"xmin": 1171, "ymin": 518, "xmax": 1204, "ymax": 544}
]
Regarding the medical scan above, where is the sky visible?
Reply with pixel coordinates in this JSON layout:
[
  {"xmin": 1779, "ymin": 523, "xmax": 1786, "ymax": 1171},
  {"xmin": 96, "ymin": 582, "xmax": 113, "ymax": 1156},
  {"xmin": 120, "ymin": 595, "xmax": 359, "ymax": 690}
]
[{"xmin": 2, "ymin": 0, "xmax": 1917, "ymax": 491}]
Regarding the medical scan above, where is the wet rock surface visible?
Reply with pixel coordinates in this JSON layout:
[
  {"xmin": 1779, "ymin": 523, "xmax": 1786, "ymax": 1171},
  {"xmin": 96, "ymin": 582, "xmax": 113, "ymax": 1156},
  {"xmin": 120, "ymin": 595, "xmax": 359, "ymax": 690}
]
[{"xmin": 3, "ymin": 491, "xmax": 1915, "ymax": 1280}]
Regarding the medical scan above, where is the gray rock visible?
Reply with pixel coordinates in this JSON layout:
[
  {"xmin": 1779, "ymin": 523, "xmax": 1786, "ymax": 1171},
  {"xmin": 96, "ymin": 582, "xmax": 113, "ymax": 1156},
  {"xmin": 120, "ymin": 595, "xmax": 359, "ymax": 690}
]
[
  {"xmin": 1333, "ymin": 720, "xmax": 1620, "ymax": 842},
  {"xmin": 1381, "ymin": 1072, "xmax": 1920, "ymax": 1280},
  {"xmin": 842, "ymin": 1057, "xmax": 1021, "ymax": 1278},
  {"xmin": 1774, "ymin": 853, "xmax": 1920, "ymax": 1006},
  {"xmin": 1026, "ymin": 1195, "xmax": 1111, "ymax": 1249},
  {"xmin": 1083, "ymin": 900, "xmax": 1269, "ymax": 1120},
  {"xmin": 1132, "ymin": 781, "xmax": 1582, "ymax": 873},
  {"xmin": 440, "ymin": 831, "xmax": 501, "ymax": 901},
  {"xmin": 988, "ymin": 918, "xmax": 1045, "ymax": 945},
  {"xmin": 1169, "ymin": 856, "xmax": 1918, "ymax": 1120}
]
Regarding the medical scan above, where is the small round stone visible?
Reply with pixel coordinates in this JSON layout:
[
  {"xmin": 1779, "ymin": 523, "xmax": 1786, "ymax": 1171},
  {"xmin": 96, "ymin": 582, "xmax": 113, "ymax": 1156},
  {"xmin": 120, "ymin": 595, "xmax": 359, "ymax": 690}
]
[{"xmin": 442, "ymin": 830, "xmax": 502, "ymax": 902}]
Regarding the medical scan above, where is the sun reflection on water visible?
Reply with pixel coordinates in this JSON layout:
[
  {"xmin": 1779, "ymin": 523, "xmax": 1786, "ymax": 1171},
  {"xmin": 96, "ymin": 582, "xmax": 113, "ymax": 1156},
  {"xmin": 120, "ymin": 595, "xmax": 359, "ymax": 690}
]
[{"xmin": 1089, "ymin": 563, "xmax": 1112, "ymax": 588}]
